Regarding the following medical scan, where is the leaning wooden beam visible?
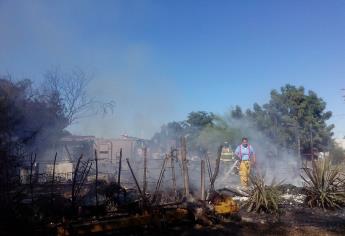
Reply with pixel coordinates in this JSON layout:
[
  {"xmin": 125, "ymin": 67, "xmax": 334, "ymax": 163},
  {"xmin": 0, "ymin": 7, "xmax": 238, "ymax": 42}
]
[
  {"xmin": 116, "ymin": 148, "xmax": 123, "ymax": 202},
  {"xmin": 209, "ymin": 145, "xmax": 223, "ymax": 193},
  {"xmin": 72, "ymin": 154, "xmax": 83, "ymax": 211},
  {"xmin": 152, "ymin": 155, "xmax": 168, "ymax": 204},
  {"xmin": 126, "ymin": 158, "xmax": 146, "ymax": 204},
  {"xmin": 143, "ymin": 147, "xmax": 147, "ymax": 194},
  {"xmin": 95, "ymin": 150, "xmax": 99, "ymax": 208}
]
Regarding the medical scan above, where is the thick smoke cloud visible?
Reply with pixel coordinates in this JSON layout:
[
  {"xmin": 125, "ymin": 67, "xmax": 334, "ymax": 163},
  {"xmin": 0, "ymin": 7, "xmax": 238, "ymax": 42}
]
[
  {"xmin": 67, "ymin": 68, "xmax": 179, "ymax": 139},
  {"xmin": 208, "ymin": 116, "xmax": 303, "ymax": 187},
  {"xmin": 143, "ymin": 113, "xmax": 304, "ymax": 198}
]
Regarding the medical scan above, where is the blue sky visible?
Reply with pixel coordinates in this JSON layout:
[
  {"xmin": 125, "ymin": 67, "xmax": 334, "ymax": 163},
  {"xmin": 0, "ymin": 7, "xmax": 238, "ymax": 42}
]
[{"xmin": 1, "ymin": 0, "xmax": 345, "ymax": 138}]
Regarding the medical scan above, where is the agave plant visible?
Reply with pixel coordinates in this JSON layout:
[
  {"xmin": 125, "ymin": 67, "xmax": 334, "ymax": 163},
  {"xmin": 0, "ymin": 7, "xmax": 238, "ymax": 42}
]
[
  {"xmin": 301, "ymin": 158, "xmax": 345, "ymax": 210},
  {"xmin": 244, "ymin": 174, "xmax": 282, "ymax": 213}
]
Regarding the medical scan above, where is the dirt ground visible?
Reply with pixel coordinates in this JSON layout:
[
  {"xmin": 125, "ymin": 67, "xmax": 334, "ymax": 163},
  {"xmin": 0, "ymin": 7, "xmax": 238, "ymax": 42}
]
[
  {"xmin": 2, "ymin": 183, "xmax": 345, "ymax": 236},
  {"xmin": 2, "ymin": 204, "xmax": 345, "ymax": 236},
  {"xmin": 170, "ymin": 206, "xmax": 345, "ymax": 236},
  {"xmin": 90, "ymin": 205, "xmax": 345, "ymax": 236}
]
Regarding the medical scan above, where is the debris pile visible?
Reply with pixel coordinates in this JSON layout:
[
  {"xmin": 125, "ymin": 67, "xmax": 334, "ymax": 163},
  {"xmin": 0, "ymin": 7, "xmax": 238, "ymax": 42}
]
[{"xmin": 52, "ymin": 139, "xmax": 241, "ymax": 235}]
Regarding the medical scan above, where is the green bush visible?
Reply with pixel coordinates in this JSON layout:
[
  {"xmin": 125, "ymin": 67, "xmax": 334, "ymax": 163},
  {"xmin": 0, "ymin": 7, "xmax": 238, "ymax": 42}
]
[
  {"xmin": 244, "ymin": 174, "xmax": 282, "ymax": 213},
  {"xmin": 301, "ymin": 158, "xmax": 345, "ymax": 209}
]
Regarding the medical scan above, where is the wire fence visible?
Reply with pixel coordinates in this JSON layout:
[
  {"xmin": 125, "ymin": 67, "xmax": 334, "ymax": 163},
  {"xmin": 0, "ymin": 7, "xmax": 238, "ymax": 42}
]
[{"xmin": 18, "ymin": 154, "xmax": 306, "ymax": 196}]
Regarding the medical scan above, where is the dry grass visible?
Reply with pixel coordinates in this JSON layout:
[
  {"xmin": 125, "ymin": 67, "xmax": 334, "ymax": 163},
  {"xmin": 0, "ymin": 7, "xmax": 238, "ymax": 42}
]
[{"xmin": 301, "ymin": 158, "xmax": 345, "ymax": 210}]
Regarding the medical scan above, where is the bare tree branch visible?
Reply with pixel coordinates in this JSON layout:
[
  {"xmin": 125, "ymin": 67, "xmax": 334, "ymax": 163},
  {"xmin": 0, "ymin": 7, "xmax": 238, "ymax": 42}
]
[{"xmin": 42, "ymin": 67, "xmax": 115, "ymax": 125}]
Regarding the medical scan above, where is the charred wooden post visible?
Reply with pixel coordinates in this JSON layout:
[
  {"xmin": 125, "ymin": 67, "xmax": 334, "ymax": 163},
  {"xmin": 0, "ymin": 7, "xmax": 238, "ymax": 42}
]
[
  {"xmin": 204, "ymin": 151, "xmax": 214, "ymax": 186},
  {"xmin": 201, "ymin": 160, "xmax": 205, "ymax": 200},
  {"xmin": 116, "ymin": 148, "xmax": 123, "ymax": 202},
  {"xmin": 143, "ymin": 147, "xmax": 147, "ymax": 194},
  {"xmin": 180, "ymin": 137, "xmax": 190, "ymax": 198},
  {"xmin": 30, "ymin": 153, "xmax": 37, "ymax": 204},
  {"xmin": 95, "ymin": 150, "xmax": 99, "ymax": 208},
  {"xmin": 72, "ymin": 154, "xmax": 83, "ymax": 211},
  {"xmin": 51, "ymin": 152, "xmax": 57, "ymax": 204},
  {"xmin": 209, "ymin": 145, "xmax": 223, "ymax": 193},
  {"xmin": 170, "ymin": 149, "xmax": 177, "ymax": 199},
  {"xmin": 205, "ymin": 153, "xmax": 213, "ymax": 182},
  {"xmin": 117, "ymin": 148, "xmax": 122, "ymax": 186}
]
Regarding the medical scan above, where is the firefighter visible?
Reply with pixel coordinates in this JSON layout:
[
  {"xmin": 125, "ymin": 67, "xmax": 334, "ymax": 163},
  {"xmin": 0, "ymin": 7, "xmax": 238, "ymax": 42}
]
[
  {"xmin": 234, "ymin": 137, "xmax": 256, "ymax": 188},
  {"xmin": 220, "ymin": 142, "xmax": 235, "ymax": 175}
]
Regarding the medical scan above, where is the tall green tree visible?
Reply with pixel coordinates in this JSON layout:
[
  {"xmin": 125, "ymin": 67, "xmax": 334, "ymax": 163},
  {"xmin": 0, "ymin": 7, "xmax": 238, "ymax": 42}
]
[
  {"xmin": 0, "ymin": 77, "xmax": 70, "ymax": 204},
  {"xmin": 151, "ymin": 121, "xmax": 186, "ymax": 151},
  {"xmin": 231, "ymin": 105, "xmax": 244, "ymax": 119},
  {"xmin": 151, "ymin": 111, "xmax": 216, "ymax": 153},
  {"xmin": 234, "ymin": 84, "xmax": 334, "ymax": 157},
  {"xmin": 186, "ymin": 111, "xmax": 214, "ymax": 127},
  {"xmin": 185, "ymin": 111, "xmax": 215, "ymax": 153},
  {"xmin": 197, "ymin": 115, "xmax": 242, "ymax": 152}
]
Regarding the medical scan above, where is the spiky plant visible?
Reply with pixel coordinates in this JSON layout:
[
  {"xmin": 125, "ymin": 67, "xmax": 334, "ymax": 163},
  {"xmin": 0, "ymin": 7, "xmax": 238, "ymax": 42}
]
[
  {"xmin": 244, "ymin": 174, "xmax": 282, "ymax": 213},
  {"xmin": 301, "ymin": 158, "xmax": 345, "ymax": 210}
]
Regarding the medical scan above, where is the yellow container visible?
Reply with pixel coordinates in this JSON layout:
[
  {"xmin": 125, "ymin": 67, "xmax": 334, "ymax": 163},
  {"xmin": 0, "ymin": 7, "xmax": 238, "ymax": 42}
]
[{"xmin": 214, "ymin": 197, "xmax": 239, "ymax": 215}]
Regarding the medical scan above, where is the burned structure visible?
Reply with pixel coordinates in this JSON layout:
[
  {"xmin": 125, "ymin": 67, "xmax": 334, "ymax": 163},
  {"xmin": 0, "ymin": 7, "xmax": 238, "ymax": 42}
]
[{"xmin": 20, "ymin": 135, "xmax": 148, "ymax": 184}]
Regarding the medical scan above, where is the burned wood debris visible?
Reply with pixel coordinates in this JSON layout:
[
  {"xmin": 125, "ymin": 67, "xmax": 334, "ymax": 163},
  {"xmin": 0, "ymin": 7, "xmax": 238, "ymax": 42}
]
[
  {"xmin": 1, "ymin": 136, "xmax": 243, "ymax": 236},
  {"xmin": 2, "ymin": 133, "xmax": 345, "ymax": 236}
]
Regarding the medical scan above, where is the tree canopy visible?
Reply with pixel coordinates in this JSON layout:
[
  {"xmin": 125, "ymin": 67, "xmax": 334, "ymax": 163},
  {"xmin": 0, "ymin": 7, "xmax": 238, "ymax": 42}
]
[
  {"xmin": 0, "ymin": 77, "xmax": 68, "ymax": 155},
  {"xmin": 152, "ymin": 84, "xmax": 335, "ymax": 161},
  {"xmin": 0, "ymin": 69, "xmax": 115, "ymax": 156},
  {"xmin": 235, "ymin": 84, "xmax": 334, "ymax": 156},
  {"xmin": 151, "ymin": 111, "xmax": 217, "ymax": 153}
]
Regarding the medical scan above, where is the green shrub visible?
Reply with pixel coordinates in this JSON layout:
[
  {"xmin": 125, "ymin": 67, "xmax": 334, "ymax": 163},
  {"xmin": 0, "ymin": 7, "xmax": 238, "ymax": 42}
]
[
  {"xmin": 301, "ymin": 158, "xmax": 345, "ymax": 209},
  {"xmin": 244, "ymin": 174, "xmax": 282, "ymax": 213}
]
